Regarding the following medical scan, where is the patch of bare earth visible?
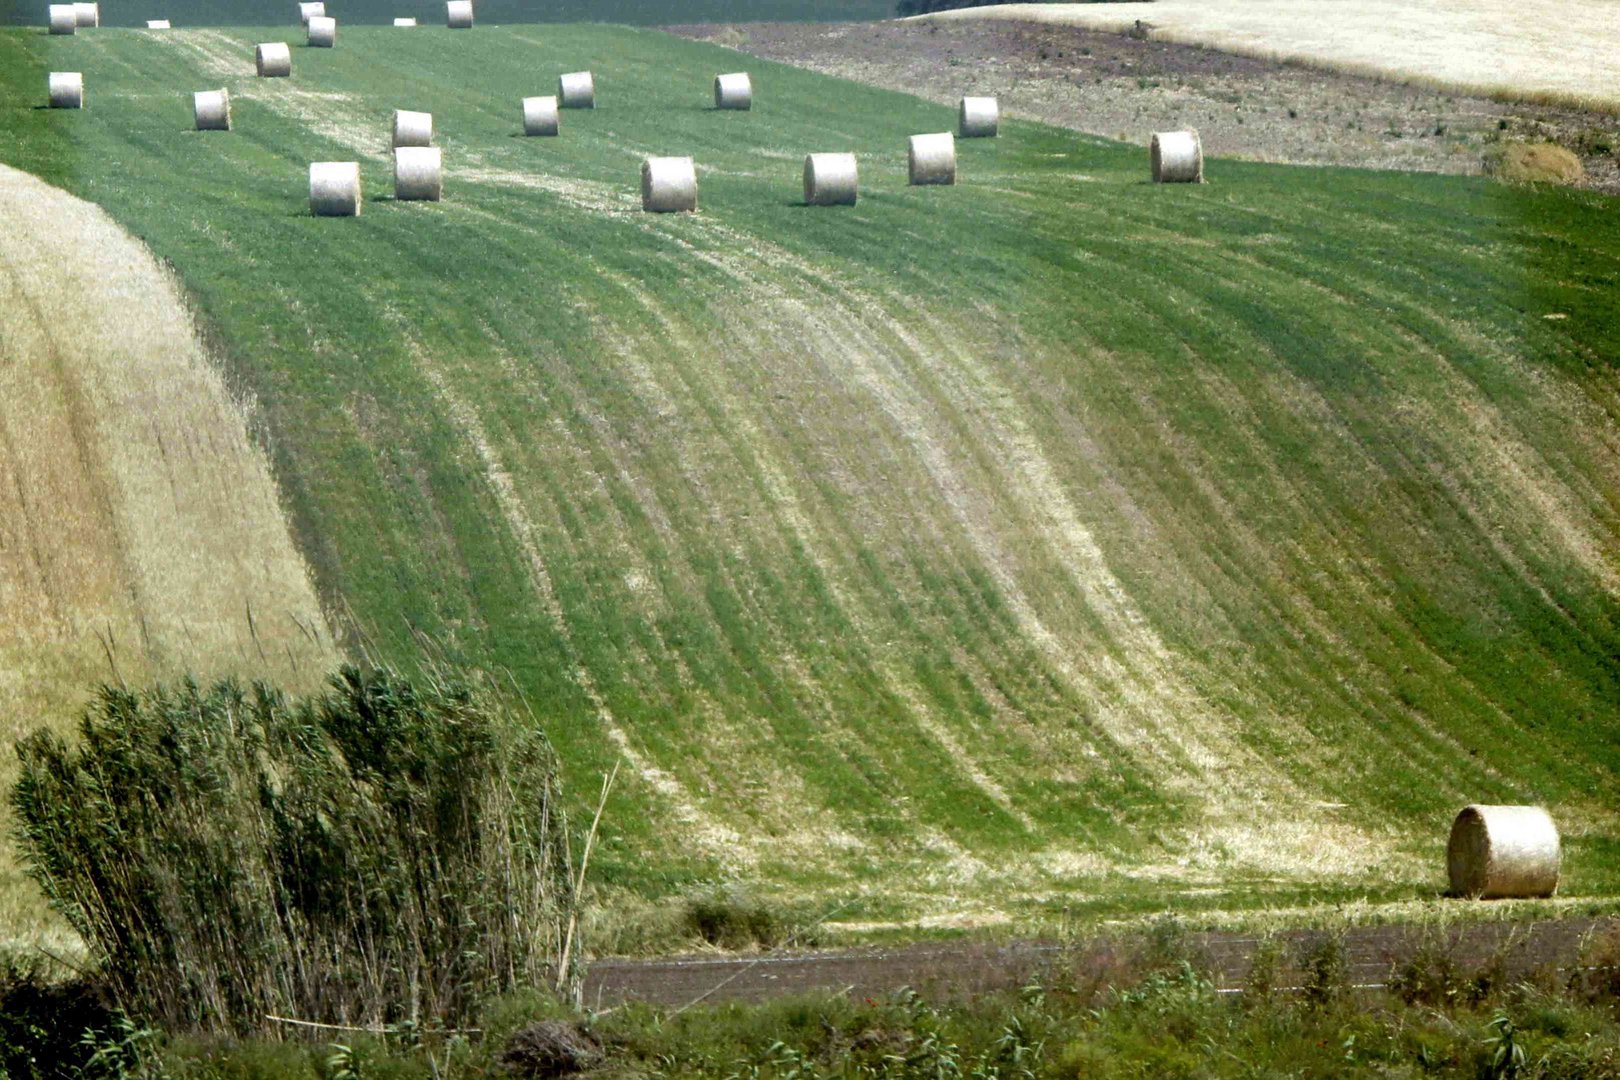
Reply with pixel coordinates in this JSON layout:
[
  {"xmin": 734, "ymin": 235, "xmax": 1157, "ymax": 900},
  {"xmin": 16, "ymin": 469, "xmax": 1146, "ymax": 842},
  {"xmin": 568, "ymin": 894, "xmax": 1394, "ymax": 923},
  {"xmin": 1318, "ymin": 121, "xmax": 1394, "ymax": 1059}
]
[{"xmin": 665, "ymin": 20, "xmax": 1620, "ymax": 194}]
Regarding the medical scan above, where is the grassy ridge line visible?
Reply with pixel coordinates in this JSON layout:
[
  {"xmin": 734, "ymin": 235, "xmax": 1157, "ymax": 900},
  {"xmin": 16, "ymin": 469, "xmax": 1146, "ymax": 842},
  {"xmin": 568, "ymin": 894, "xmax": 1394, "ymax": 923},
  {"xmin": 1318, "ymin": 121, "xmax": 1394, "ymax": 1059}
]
[{"xmin": 1, "ymin": 24, "xmax": 1618, "ymax": 932}]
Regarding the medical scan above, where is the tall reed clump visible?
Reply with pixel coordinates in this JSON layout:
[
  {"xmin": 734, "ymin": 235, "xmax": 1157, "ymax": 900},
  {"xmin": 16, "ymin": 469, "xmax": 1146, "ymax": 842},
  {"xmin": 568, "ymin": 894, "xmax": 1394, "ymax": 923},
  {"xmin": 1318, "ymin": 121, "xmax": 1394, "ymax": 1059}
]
[{"xmin": 11, "ymin": 665, "xmax": 580, "ymax": 1035}]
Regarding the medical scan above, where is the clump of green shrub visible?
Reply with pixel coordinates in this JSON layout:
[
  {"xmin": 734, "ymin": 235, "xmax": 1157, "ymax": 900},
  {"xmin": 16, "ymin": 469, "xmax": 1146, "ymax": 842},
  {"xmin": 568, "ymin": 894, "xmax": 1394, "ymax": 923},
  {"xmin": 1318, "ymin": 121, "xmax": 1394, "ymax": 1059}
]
[{"xmin": 12, "ymin": 666, "xmax": 579, "ymax": 1035}]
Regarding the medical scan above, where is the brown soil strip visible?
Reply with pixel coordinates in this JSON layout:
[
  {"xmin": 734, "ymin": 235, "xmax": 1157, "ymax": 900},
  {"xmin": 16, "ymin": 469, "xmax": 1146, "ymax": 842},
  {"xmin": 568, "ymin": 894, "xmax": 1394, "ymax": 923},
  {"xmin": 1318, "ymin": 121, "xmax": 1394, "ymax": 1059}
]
[
  {"xmin": 586, "ymin": 916, "xmax": 1615, "ymax": 1007},
  {"xmin": 665, "ymin": 20, "xmax": 1620, "ymax": 194}
]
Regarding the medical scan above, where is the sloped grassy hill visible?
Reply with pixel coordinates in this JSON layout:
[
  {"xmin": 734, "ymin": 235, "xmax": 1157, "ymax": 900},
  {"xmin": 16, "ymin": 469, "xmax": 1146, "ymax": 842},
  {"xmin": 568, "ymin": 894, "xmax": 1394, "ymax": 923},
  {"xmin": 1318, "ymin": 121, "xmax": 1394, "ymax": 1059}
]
[{"xmin": 1, "ymin": 22, "xmax": 1617, "ymax": 929}]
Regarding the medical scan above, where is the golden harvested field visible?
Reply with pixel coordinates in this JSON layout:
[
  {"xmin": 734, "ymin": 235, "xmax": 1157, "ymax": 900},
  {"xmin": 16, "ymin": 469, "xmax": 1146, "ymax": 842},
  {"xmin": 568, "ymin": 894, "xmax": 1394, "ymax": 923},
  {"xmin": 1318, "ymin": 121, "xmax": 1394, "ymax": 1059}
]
[
  {"xmin": 917, "ymin": 0, "xmax": 1620, "ymax": 112},
  {"xmin": 0, "ymin": 163, "xmax": 337, "ymax": 941}
]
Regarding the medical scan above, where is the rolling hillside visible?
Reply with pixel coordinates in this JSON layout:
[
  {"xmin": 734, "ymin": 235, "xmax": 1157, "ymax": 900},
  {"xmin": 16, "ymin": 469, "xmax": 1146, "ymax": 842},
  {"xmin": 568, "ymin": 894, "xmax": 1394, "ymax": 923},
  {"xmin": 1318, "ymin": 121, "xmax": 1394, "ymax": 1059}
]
[{"xmin": 1, "ymin": 21, "xmax": 1617, "ymax": 934}]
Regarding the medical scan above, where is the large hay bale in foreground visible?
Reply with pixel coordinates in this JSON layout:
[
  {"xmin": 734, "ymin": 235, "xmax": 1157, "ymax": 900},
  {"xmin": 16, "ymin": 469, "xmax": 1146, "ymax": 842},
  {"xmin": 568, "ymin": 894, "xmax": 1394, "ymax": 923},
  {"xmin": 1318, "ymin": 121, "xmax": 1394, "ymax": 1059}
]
[
  {"xmin": 908, "ymin": 132, "xmax": 956, "ymax": 186},
  {"xmin": 256, "ymin": 43, "xmax": 292, "ymax": 77},
  {"xmin": 307, "ymin": 15, "xmax": 335, "ymax": 47},
  {"xmin": 393, "ymin": 16, "xmax": 417, "ymax": 26},
  {"xmin": 1151, "ymin": 129, "xmax": 1204, "ymax": 183},
  {"xmin": 803, "ymin": 152, "xmax": 857, "ymax": 206},
  {"xmin": 393, "ymin": 109, "xmax": 433, "ymax": 147},
  {"xmin": 298, "ymin": 1, "xmax": 323, "ymax": 24},
  {"xmin": 193, "ymin": 88, "xmax": 231, "ymax": 131},
  {"xmin": 394, "ymin": 147, "xmax": 443, "ymax": 202},
  {"xmin": 959, "ymin": 95, "xmax": 998, "ymax": 138},
  {"xmin": 1447, "ymin": 804, "xmax": 1561, "ymax": 899},
  {"xmin": 714, "ymin": 72, "xmax": 752, "ymax": 111},
  {"xmin": 48, "ymin": 5, "xmax": 75, "ymax": 34},
  {"xmin": 73, "ymin": 2, "xmax": 97, "ymax": 26},
  {"xmin": 522, "ymin": 95, "xmax": 559, "ymax": 136},
  {"xmin": 641, "ymin": 156, "xmax": 696, "ymax": 213},
  {"xmin": 446, "ymin": 0, "xmax": 473, "ymax": 28},
  {"xmin": 559, "ymin": 71, "xmax": 594, "ymax": 109},
  {"xmin": 48, "ymin": 72, "xmax": 83, "ymax": 109},
  {"xmin": 310, "ymin": 161, "xmax": 362, "ymax": 217}
]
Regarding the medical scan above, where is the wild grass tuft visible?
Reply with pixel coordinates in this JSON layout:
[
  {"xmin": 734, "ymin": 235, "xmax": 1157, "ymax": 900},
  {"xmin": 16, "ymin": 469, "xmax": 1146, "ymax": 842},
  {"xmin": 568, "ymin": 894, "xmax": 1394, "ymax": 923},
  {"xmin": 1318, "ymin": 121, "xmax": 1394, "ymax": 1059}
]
[{"xmin": 11, "ymin": 666, "xmax": 578, "ymax": 1035}]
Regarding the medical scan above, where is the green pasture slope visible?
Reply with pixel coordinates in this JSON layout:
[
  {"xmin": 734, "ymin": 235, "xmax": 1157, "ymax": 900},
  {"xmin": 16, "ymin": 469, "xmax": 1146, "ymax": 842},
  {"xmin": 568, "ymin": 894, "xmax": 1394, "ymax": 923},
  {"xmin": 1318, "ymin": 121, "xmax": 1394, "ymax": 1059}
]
[{"xmin": 1, "ymin": 22, "xmax": 1618, "ymax": 934}]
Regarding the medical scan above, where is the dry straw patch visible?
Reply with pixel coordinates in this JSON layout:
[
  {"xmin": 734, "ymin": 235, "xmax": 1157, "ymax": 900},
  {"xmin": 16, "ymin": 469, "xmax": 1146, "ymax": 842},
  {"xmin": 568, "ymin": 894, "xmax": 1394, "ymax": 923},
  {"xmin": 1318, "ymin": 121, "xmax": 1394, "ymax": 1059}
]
[
  {"xmin": 918, "ymin": 0, "xmax": 1620, "ymax": 111},
  {"xmin": 0, "ymin": 165, "xmax": 337, "ymax": 936}
]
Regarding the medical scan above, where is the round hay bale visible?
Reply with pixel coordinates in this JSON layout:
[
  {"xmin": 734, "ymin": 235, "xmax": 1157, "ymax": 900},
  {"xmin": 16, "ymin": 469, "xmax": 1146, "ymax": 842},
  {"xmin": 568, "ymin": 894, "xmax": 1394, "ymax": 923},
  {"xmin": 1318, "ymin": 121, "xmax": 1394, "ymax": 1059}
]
[
  {"xmin": 393, "ymin": 16, "xmax": 417, "ymax": 25},
  {"xmin": 714, "ymin": 72, "xmax": 751, "ymax": 111},
  {"xmin": 48, "ymin": 71, "xmax": 83, "ymax": 109},
  {"xmin": 193, "ymin": 88, "xmax": 231, "ymax": 131},
  {"xmin": 803, "ymin": 152, "xmax": 857, "ymax": 206},
  {"xmin": 1447, "ymin": 805, "xmax": 1560, "ymax": 899},
  {"xmin": 522, "ymin": 95, "xmax": 559, "ymax": 136},
  {"xmin": 145, "ymin": 19, "xmax": 172, "ymax": 29},
  {"xmin": 47, "ymin": 5, "xmax": 76, "ymax": 34},
  {"xmin": 73, "ymin": 2, "xmax": 97, "ymax": 27},
  {"xmin": 256, "ymin": 42, "xmax": 292, "ymax": 77},
  {"xmin": 393, "ymin": 109, "xmax": 433, "ymax": 147},
  {"xmin": 908, "ymin": 132, "xmax": 956, "ymax": 186},
  {"xmin": 446, "ymin": 0, "xmax": 473, "ymax": 28},
  {"xmin": 393, "ymin": 146, "xmax": 442, "ymax": 201},
  {"xmin": 559, "ymin": 71, "xmax": 594, "ymax": 109},
  {"xmin": 309, "ymin": 161, "xmax": 362, "ymax": 216},
  {"xmin": 958, "ymin": 95, "xmax": 998, "ymax": 138},
  {"xmin": 307, "ymin": 15, "xmax": 335, "ymax": 47},
  {"xmin": 297, "ymin": 1, "xmax": 324, "ymax": 24},
  {"xmin": 641, "ymin": 155, "xmax": 696, "ymax": 213},
  {"xmin": 1151, "ymin": 129, "xmax": 1203, "ymax": 183}
]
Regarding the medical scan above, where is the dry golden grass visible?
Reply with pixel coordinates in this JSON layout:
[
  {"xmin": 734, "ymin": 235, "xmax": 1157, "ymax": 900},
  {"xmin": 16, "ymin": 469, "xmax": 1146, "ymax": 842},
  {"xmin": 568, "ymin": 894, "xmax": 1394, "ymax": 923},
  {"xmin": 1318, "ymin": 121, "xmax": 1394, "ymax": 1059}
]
[
  {"xmin": 0, "ymin": 163, "xmax": 337, "ymax": 942},
  {"xmin": 917, "ymin": 0, "xmax": 1620, "ymax": 112}
]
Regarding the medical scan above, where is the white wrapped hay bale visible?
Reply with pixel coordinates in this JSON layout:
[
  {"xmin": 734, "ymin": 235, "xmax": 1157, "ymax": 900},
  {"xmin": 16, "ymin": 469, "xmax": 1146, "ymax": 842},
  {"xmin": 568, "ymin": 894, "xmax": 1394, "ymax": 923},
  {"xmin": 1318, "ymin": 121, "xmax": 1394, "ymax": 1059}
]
[
  {"xmin": 309, "ymin": 161, "xmax": 362, "ymax": 216},
  {"xmin": 522, "ymin": 95, "xmax": 559, "ymax": 136},
  {"xmin": 714, "ymin": 72, "xmax": 751, "ymax": 111},
  {"xmin": 193, "ymin": 88, "xmax": 231, "ymax": 131},
  {"xmin": 641, "ymin": 156, "xmax": 696, "ymax": 213},
  {"xmin": 145, "ymin": 19, "xmax": 172, "ymax": 29},
  {"xmin": 48, "ymin": 5, "xmax": 76, "ymax": 34},
  {"xmin": 73, "ymin": 2, "xmax": 97, "ymax": 26},
  {"xmin": 298, "ymin": 2, "xmax": 324, "ymax": 24},
  {"xmin": 908, "ymin": 132, "xmax": 956, "ymax": 186},
  {"xmin": 393, "ymin": 109, "xmax": 432, "ymax": 147},
  {"xmin": 446, "ymin": 0, "xmax": 473, "ymax": 28},
  {"xmin": 256, "ymin": 43, "xmax": 292, "ymax": 77},
  {"xmin": 393, "ymin": 16, "xmax": 416, "ymax": 25},
  {"xmin": 559, "ymin": 71, "xmax": 594, "ymax": 109},
  {"xmin": 394, "ymin": 146, "xmax": 442, "ymax": 201},
  {"xmin": 307, "ymin": 15, "xmax": 335, "ymax": 47},
  {"xmin": 1447, "ymin": 804, "xmax": 1561, "ymax": 899},
  {"xmin": 803, "ymin": 152, "xmax": 857, "ymax": 206},
  {"xmin": 959, "ymin": 95, "xmax": 998, "ymax": 138},
  {"xmin": 48, "ymin": 71, "xmax": 83, "ymax": 109},
  {"xmin": 1151, "ymin": 129, "xmax": 1204, "ymax": 183}
]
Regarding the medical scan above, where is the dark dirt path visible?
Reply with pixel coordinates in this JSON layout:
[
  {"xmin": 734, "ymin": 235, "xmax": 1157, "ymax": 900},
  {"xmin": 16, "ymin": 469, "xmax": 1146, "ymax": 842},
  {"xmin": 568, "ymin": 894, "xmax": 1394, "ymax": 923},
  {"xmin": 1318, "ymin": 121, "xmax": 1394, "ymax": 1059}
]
[
  {"xmin": 587, "ymin": 917, "xmax": 1616, "ymax": 1008},
  {"xmin": 666, "ymin": 20, "xmax": 1620, "ymax": 194}
]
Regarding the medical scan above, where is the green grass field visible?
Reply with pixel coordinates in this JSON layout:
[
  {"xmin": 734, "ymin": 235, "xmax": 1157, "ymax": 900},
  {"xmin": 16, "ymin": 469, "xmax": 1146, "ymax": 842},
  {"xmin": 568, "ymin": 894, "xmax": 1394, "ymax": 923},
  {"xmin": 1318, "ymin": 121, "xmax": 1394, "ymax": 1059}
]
[{"xmin": 1, "ymin": 21, "xmax": 1618, "ymax": 941}]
